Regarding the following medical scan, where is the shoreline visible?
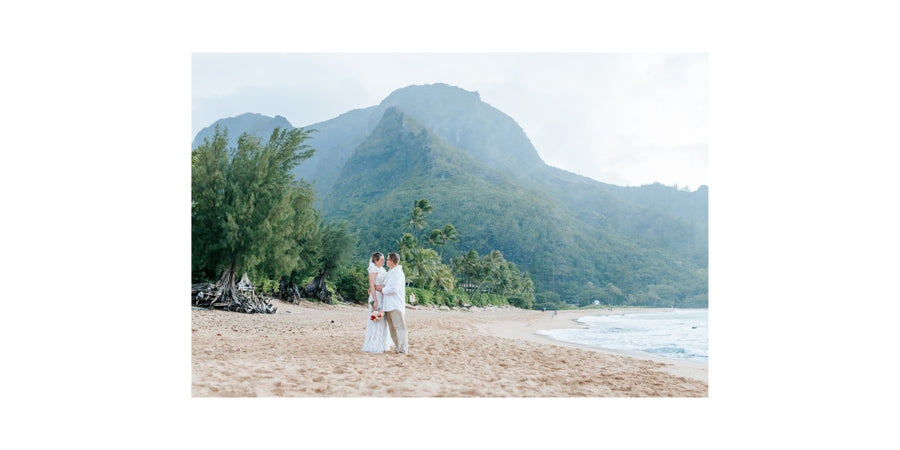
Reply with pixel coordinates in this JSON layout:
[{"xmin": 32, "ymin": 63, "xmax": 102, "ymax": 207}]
[
  {"xmin": 192, "ymin": 301, "xmax": 708, "ymax": 397},
  {"xmin": 469, "ymin": 307, "xmax": 708, "ymax": 383},
  {"xmin": 464, "ymin": 308, "xmax": 709, "ymax": 383}
]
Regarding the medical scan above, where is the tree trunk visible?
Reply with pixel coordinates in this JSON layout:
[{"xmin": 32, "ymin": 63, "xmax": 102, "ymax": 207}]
[
  {"xmin": 191, "ymin": 265, "xmax": 277, "ymax": 314},
  {"xmin": 300, "ymin": 271, "xmax": 338, "ymax": 304},
  {"xmin": 277, "ymin": 279, "xmax": 303, "ymax": 304}
]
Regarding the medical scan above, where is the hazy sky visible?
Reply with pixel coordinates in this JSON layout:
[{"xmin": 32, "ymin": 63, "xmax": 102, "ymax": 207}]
[{"xmin": 193, "ymin": 53, "xmax": 707, "ymax": 190}]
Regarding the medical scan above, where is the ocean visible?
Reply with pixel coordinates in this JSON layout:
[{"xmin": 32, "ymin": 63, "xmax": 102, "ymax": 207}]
[{"xmin": 537, "ymin": 308, "xmax": 708, "ymax": 362}]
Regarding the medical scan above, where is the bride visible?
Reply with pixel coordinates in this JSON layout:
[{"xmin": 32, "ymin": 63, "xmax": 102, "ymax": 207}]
[{"xmin": 362, "ymin": 252, "xmax": 393, "ymax": 353}]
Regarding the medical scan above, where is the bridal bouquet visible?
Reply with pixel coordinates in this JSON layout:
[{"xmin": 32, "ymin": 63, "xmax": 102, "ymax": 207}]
[{"xmin": 370, "ymin": 309, "xmax": 383, "ymax": 321}]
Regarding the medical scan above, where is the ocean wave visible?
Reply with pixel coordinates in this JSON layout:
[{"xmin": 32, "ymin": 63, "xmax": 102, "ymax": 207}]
[{"xmin": 539, "ymin": 309, "xmax": 708, "ymax": 362}]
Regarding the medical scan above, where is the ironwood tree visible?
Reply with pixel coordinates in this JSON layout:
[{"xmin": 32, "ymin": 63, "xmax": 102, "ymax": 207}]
[
  {"xmin": 191, "ymin": 125, "xmax": 316, "ymax": 313},
  {"xmin": 300, "ymin": 220, "xmax": 356, "ymax": 303}
]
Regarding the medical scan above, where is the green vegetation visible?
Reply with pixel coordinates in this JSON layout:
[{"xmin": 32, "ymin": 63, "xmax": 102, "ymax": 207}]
[
  {"xmin": 333, "ymin": 263, "xmax": 369, "ymax": 302},
  {"xmin": 190, "ymin": 124, "xmax": 532, "ymax": 310},
  {"xmin": 191, "ymin": 125, "xmax": 317, "ymax": 282},
  {"xmin": 191, "ymin": 125, "xmax": 318, "ymax": 312},
  {"xmin": 405, "ymin": 287, "xmax": 516, "ymax": 309},
  {"xmin": 321, "ymin": 106, "xmax": 706, "ymax": 309},
  {"xmin": 534, "ymin": 291, "xmax": 565, "ymax": 311},
  {"xmin": 391, "ymin": 199, "xmax": 535, "ymax": 307},
  {"xmin": 191, "ymin": 124, "xmax": 358, "ymax": 309},
  {"xmin": 192, "ymin": 84, "xmax": 708, "ymax": 310},
  {"xmin": 299, "ymin": 220, "xmax": 357, "ymax": 303}
]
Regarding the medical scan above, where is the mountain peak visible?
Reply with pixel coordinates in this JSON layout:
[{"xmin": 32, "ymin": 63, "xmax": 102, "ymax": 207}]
[
  {"xmin": 379, "ymin": 105, "xmax": 411, "ymax": 129},
  {"xmin": 360, "ymin": 106, "xmax": 442, "ymax": 162},
  {"xmin": 192, "ymin": 112, "xmax": 293, "ymax": 150},
  {"xmin": 380, "ymin": 83, "xmax": 481, "ymax": 107},
  {"xmin": 372, "ymin": 84, "xmax": 543, "ymax": 172}
]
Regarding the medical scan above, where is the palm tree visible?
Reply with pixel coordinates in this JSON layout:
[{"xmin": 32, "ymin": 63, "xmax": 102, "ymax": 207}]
[
  {"xmin": 396, "ymin": 232, "xmax": 418, "ymax": 264},
  {"xmin": 483, "ymin": 250, "xmax": 505, "ymax": 294},
  {"xmin": 406, "ymin": 207, "xmax": 426, "ymax": 241},
  {"xmin": 405, "ymin": 199, "xmax": 433, "ymax": 241},
  {"xmin": 415, "ymin": 199, "xmax": 433, "ymax": 215},
  {"xmin": 429, "ymin": 229, "xmax": 443, "ymax": 248},
  {"xmin": 430, "ymin": 264, "xmax": 455, "ymax": 292},
  {"xmin": 405, "ymin": 247, "xmax": 442, "ymax": 289},
  {"xmin": 429, "ymin": 223, "xmax": 459, "ymax": 261},
  {"xmin": 452, "ymin": 250, "xmax": 479, "ymax": 293}
]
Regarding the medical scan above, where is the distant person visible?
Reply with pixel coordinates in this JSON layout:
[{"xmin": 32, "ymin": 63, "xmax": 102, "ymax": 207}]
[
  {"xmin": 375, "ymin": 252, "xmax": 408, "ymax": 354},
  {"xmin": 362, "ymin": 252, "xmax": 393, "ymax": 353}
]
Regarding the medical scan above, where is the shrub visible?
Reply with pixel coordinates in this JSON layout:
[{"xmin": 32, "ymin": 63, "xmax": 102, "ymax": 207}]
[
  {"xmin": 508, "ymin": 296, "xmax": 533, "ymax": 310},
  {"xmin": 408, "ymin": 287, "xmax": 434, "ymax": 306},
  {"xmin": 257, "ymin": 278, "xmax": 280, "ymax": 295},
  {"xmin": 334, "ymin": 264, "xmax": 369, "ymax": 303},
  {"xmin": 534, "ymin": 291, "xmax": 565, "ymax": 310},
  {"xmin": 438, "ymin": 290, "xmax": 462, "ymax": 307},
  {"xmin": 468, "ymin": 292, "xmax": 508, "ymax": 307}
]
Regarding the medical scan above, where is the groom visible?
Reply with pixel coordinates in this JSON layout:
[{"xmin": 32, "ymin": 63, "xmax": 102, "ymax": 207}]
[{"xmin": 375, "ymin": 252, "xmax": 408, "ymax": 354}]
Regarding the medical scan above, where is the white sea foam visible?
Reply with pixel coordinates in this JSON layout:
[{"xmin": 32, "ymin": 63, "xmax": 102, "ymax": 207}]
[{"xmin": 537, "ymin": 309, "xmax": 708, "ymax": 361}]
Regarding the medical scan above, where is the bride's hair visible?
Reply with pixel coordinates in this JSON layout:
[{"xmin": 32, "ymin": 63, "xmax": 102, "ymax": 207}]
[{"xmin": 371, "ymin": 252, "xmax": 383, "ymax": 264}]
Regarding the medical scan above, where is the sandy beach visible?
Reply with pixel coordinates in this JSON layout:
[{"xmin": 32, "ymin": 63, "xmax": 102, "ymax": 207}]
[{"xmin": 191, "ymin": 300, "xmax": 708, "ymax": 397}]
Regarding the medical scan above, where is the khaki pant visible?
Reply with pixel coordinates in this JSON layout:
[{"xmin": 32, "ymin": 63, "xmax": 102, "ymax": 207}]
[{"xmin": 384, "ymin": 309, "xmax": 408, "ymax": 354}]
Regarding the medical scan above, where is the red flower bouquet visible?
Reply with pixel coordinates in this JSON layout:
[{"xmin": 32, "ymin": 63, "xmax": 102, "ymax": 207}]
[{"xmin": 370, "ymin": 309, "xmax": 383, "ymax": 321}]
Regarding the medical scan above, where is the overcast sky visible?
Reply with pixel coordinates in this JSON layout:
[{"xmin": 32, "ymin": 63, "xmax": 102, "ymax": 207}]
[{"xmin": 193, "ymin": 53, "xmax": 707, "ymax": 190}]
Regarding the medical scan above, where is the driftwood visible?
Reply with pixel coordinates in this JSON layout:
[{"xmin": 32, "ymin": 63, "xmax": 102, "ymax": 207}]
[{"xmin": 192, "ymin": 271, "xmax": 277, "ymax": 314}]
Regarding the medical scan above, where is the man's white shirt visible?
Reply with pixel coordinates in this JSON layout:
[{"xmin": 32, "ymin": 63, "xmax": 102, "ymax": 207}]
[{"xmin": 381, "ymin": 265, "xmax": 406, "ymax": 312}]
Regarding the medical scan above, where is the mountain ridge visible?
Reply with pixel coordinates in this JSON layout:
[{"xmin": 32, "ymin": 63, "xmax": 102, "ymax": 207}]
[
  {"xmin": 322, "ymin": 106, "xmax": 631, "ymax": 294},
  {"xmin": 191, "ymin": 83, "xmax": 708, "ymax": 305},
  {"xmin": 191, "ymin": 112, "xmax": 293, "ymax": 150}
]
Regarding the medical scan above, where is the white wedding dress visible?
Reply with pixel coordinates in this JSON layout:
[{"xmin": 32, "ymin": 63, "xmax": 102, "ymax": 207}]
[{"xmin": 362, "ymin": 262, "xmax": 393, "ymax": 353}]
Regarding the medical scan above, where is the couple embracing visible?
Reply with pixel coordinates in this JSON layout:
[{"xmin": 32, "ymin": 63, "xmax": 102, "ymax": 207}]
[{"xmin": 361, "ymin": 252, "xmax": 408, "ymax": 354}]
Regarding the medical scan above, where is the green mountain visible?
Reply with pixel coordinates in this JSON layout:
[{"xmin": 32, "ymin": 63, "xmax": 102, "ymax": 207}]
[
  {"xmin": 319, "ymin": 106, "xmax": 705, "ymax": 304},
  {"xmin": 192, "ymin": 84, "xmax": 708, "ymax": 306},
  {"xmin": 292, "ymin": 107, "xmax": 374, "ymax": 197},
  {"xmin": 301, "ymin": 84, "xmax": 706, "ymax": 265}
]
